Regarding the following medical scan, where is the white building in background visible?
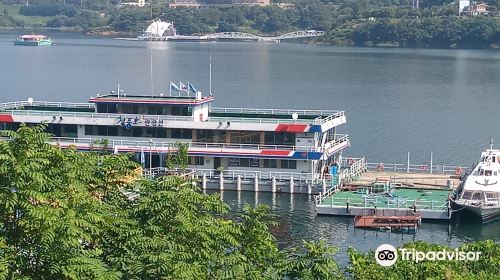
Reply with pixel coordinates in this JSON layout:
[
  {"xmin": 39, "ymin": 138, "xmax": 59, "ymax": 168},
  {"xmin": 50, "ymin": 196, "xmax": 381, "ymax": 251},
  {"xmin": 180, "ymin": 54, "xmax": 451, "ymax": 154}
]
[
  {"xmin": 459, "ymin": 1, "xmax": 489, "ymax": 16},
  {"xmin": 120, "ymin": 0, "xmax": 150, "ymax": 7},
  {"xmin": 137, "ymin": 19, "xmax": 177, "ymax": 40},
  {"xmin": 459, "ymin": 0, "xmax": 470, "ymax": 14}
]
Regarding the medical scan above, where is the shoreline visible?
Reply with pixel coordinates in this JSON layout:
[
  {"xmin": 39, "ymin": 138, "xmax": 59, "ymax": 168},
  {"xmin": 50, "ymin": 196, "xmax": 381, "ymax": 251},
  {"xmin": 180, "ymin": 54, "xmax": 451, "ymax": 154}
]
[{"xmin": 1, "ymin": 28, "xmax": 498, "ymax": 49}]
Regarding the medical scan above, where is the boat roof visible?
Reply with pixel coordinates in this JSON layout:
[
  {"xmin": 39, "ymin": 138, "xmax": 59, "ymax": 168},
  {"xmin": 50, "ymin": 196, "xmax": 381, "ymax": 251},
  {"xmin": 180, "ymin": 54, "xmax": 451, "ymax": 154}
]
[
  {"xmin": 18, "ymin": 35, "xmax": 47, "ymax": 39},
  {"xmin": 88, "ymin": 94, "xmax": 214, "ymax": 106}
]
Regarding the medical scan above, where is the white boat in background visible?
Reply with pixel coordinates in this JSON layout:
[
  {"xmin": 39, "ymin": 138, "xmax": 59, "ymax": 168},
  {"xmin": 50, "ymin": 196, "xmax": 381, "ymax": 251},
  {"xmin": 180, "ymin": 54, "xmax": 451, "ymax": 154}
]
[{"xmin": 451, "ymin": 141, "xmax": 500, "ymax": 222}]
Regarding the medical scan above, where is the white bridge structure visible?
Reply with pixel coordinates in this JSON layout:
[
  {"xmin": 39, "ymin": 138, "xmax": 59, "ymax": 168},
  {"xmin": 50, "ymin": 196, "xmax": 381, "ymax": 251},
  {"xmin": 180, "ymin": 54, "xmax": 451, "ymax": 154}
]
[{"xmin": 207, "ymin": 30, "xmax": 325, "ymax": 42}]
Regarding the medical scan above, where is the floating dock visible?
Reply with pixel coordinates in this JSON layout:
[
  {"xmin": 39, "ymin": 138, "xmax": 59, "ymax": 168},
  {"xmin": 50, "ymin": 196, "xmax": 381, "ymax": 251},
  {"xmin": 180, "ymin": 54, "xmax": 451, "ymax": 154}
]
[
  {"xmin": 354, "ymin": 214, "xmax": 421, "ymax": 231},
  {"xmin": 316, "ymin": 187, "xmax": 451, "ymax": 220}
]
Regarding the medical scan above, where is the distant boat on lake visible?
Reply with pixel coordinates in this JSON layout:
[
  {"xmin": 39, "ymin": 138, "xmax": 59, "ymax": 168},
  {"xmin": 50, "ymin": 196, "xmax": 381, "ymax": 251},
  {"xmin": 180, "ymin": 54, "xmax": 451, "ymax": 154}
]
[{"xmin": 15, "ymin": 35, "xmax": 54, "ymax": 46}]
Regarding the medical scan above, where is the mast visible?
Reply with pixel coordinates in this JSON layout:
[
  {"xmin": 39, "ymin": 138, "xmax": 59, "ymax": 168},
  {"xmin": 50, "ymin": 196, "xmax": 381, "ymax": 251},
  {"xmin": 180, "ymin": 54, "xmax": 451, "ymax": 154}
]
[
  {"xmin": 209, "ymin": 55, "xmax": 212, "ymax": 96},
  {"xmin": 150, "ymin": 47, "xmax": 154, "ymax": 97},
  {"xmin": 490, "ymin": 138, "xmax": 494, "ymax": 150}
]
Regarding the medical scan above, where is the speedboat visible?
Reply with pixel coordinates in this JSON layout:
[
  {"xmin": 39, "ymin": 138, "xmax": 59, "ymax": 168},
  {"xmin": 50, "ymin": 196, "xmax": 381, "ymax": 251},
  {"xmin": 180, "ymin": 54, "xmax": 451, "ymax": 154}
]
[{"xmin": 451, "ymin": 143, "xmax": 500, "ymax": 222}]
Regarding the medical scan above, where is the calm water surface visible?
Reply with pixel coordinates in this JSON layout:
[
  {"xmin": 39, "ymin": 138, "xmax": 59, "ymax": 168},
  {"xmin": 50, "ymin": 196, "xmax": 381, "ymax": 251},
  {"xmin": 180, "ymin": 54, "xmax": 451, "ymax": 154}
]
[{"xmin": 1, "ymin": 32, "xmax": 499, "ymax": 259}]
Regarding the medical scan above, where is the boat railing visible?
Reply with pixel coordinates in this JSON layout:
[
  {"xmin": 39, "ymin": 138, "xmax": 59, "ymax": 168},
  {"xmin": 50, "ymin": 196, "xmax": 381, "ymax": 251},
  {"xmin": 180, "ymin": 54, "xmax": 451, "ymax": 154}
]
[
  {"xmin": 8, "ymin": 110, "xmax": 196, "ymax": 122},
  {"xmin": 191, "ymin": 168, "xmax": 319, "ymax": 183},
  {"xmin": 50, "ymin": 137, "xmax": 317, "ymax": 152},
  {"xmin": 363, "ymin": 161, "xmax": 471, "ymax": 175},
  {"xmin": 0, "ymin": 101, "xmax": 94, "ymax": 110},
  {"xmin": 313, "ymin": 111, "xmax": 346, "ymax": 125},
  {"xmin": 324, "ymin": 134, "xmax": 350, "ymax": 154},
  {"xmin": 209, "ymin": 116, "xmax": 315, "ymax": 125},
  {"xmin": 317, "ymin": 196, "xmax": 449, "ymax": 211},
  {"xmin": 6, "ymin": 109, "xmax": 326, "ymax": 125},
  {"xmin": 210, "ymin": 107, "xmax": 341, "ymax": 117}
]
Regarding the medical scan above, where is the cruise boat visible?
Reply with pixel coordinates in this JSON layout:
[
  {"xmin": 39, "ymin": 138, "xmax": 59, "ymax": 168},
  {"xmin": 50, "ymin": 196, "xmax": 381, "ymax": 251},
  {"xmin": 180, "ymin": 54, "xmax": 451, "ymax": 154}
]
[
  {"xmin": 15, "ymin": 35, "xmax": 54, "ymax": 46},
  {"xmin": 0, "ymin": 85, "xmax": 349, "ymax": 191},
  {"xmin": 451, "ymin": 143, "xmax": 500, "ymax": 222}
]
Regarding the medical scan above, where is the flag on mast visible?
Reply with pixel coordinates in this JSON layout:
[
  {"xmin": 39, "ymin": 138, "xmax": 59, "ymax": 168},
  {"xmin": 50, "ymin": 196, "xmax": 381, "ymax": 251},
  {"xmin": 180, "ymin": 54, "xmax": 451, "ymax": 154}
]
[
  {"xmin": 179, "ymin": 81, "xmax": 187, "ymax": 91},
  {"xmin": 170, "ymin": 82, "xmax": 180, "ymax": 91},
  {"xmin": 188, "ymin": 82, "xmax": 198, "ymax": 94}
]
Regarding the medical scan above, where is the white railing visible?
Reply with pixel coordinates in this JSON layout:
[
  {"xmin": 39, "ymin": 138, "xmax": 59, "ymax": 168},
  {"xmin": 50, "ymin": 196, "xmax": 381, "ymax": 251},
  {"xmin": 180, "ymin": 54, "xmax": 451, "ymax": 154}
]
[
  {"xmin": 209, "ymin": 116, "xmax": 314, "ymax": 125},
  {"xmin": 210, "ymin": 107, "xmax": 341, "ymax": 117},
  {"xmin": 338, "ymin": 157, "xmax": 367, "ymax": 185},
  {"xmin": 8, "ymin": 109, "xmax": 196, "ymax": 122},
  {"xmin": 364, "ymin": 162, "xmax": 471, "ymax": 175},
  {"xmin": 192, "ymin": 168, "xmax": 319, "ymax": 183},
  {"xmin": 6, "ymin": 109, "xmax": 326, "ymax": 126},
  {"xmin": 51, "ymin": 137, "xmax": 318, "ymax": 152},
  {"xmin": 0, "ymin": 101, "xmax": 94, "ymax": 110},
  {"xmin": 318, "ymin": 196, "xmax": 449, "ymax": 211},
  {"xmin": 324, "ymin": 135, "xmax": 349, "ymax": 154},
  {"xmin": 313, "ymin": 111, "xmax": 346, "ymax": 125}
]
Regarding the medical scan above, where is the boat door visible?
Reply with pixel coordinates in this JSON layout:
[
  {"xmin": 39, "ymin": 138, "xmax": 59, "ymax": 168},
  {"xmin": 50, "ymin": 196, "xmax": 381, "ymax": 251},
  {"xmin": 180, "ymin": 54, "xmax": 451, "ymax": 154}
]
[{"xmin": 213, "ymin": 157, "xmax": 221, "ymax": 170}]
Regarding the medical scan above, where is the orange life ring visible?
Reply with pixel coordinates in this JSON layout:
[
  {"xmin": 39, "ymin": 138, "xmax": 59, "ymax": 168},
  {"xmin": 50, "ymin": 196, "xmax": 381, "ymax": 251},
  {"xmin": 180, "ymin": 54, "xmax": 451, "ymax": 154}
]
[
  {"xmin": 377, "ymin": 163, "xmax": 384, "ymax": 172},
  {"xmin": 348, "ymin": 158, "xmax": 354, "ymax": 166},
  {"xmin": 455, "ymin": 167, "xmax": 463, "ymax": 176}
]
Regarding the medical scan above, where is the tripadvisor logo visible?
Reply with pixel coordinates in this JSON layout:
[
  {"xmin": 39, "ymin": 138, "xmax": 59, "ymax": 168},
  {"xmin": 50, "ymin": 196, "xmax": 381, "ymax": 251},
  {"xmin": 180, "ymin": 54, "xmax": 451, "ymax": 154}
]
[{"xmin": 374, "ymin": 244, "xmax": 481, "ymax": 267}]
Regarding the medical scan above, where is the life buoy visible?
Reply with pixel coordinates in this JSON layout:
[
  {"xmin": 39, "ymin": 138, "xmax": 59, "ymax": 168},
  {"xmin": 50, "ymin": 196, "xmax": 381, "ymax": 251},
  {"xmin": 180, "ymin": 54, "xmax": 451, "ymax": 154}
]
[
  {"xmin": 377, "ymin": 163, "xmax": 384, "ymax": 172},
  {"xmin": 455, "ymin": 166, "xmax": 463, "ymax": 176},
  {"xmin": 348, "ymin": 158, "xmax": 354, "ymax": 166},
  {"xmin": 125, "ymin": 123, "xmax": 132, "ymax": 130}
]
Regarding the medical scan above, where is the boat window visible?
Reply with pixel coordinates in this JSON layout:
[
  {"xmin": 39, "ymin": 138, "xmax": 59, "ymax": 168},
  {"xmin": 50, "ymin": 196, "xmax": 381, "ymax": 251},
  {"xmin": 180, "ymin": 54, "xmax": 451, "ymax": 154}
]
[
  {"xmin": 480, "ymin": 169, "xmax": 484, "ymax": 176},
  {"xmin": 495, "ymin": 171, "xmax": 498, "ymax": 176},
  {"xmin": 264, "ymin": 159, "xmax": 277, "ymax": 168},
  {"xmin": 485, "ymin": 170, "xmax": 492, "ymax": 176},
  {"xmin": 485, "ymin": 193, "xmax": 498, "ymax": 200},
  {"xmin": 461, "ymin": 191, "xmax": 473, "ymax": 200},
  {"xmin": 472, "ymin": 192, "xmax": 483, "ymax": 200}
]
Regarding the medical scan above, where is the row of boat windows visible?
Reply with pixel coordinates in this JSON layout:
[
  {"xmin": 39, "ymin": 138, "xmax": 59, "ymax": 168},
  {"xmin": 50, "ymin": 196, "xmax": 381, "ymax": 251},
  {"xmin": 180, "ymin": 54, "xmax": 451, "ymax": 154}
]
[
  {"xmin": 141, "ymin": 155, "xmax": 297, "ymax": 170},
  {"xmin": 226, "ymin": 158, "xmax": 296, "ymax": 169},
  {"xmin": 84, "ymin": 125, "xmax": 297, "ymax": 145},
  {"xmin": 0, "ymin": 123, "xmax": 299, "ymax": 146},
  {"xmin": 473, "ymin": 169, "xmax": 498, "ymax": 176},
  {"xmin": 461, "ymin": 191, "xmax": 499, "ymax": 201},
  {"xmin": 97, "ymin": 104, "xmax": 191, "ymax": 116}
]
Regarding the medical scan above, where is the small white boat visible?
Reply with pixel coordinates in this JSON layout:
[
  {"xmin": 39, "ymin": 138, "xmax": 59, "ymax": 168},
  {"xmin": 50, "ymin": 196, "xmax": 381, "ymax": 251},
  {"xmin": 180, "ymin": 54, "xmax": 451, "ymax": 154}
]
[{"xmin": 451, "ymin": 141, "xmax": 500, "ymax": 222}]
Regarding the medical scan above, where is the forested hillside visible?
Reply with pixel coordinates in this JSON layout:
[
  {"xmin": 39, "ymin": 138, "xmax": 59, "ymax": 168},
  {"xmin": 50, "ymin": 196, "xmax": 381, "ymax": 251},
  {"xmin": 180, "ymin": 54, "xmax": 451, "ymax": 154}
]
[{"xmin": 1, "ymin": 0, "xmax": 499, "ymax": 48}]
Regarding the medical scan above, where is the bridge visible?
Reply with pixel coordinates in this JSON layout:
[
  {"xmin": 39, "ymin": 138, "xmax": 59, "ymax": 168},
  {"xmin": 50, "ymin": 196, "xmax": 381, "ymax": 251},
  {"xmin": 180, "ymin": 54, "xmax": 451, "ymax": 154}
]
[{"xmin": 207, "ymin": 30, "xmax": 325, "ymax": 43}]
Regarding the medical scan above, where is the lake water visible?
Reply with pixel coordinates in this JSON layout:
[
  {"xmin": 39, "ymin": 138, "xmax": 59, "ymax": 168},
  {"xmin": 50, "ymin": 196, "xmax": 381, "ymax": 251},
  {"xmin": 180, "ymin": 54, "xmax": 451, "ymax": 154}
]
[{"xmin": 1, "ymin": 32, "xmax": 499, "ymax": 260}]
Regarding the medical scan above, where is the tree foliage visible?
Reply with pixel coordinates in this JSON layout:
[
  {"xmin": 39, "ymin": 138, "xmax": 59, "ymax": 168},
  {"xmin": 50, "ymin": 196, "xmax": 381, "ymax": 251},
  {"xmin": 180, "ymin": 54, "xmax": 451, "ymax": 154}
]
[{"xmin": 0, "ymin": 124, "xmax": 342, "ymax": 279}]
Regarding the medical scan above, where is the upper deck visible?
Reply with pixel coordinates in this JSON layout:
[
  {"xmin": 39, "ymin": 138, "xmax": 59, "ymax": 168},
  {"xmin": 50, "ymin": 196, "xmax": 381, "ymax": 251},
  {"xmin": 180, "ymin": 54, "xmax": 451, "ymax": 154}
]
[
  {"xmin": 0, "ymin": 96, "xmax": 347, "ymax": 133},
  {"xmin": 89, "ymin": 94, "xmax": 214, "ymax": 106}
]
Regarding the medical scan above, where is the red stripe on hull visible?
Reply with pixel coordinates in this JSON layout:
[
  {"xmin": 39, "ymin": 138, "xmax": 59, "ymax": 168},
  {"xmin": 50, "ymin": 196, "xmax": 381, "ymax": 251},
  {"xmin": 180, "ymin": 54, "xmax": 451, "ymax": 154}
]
[
  {"xmin": 275, "ymin": 124, "xmax": 308, "ymax": 133},
  {"xmin": 0, "ymin": 115, "xmax": 14, "ymax": 123},
  {"xmin": 260, "ymin": 150, "xmax": 291, "ymax": 156}
]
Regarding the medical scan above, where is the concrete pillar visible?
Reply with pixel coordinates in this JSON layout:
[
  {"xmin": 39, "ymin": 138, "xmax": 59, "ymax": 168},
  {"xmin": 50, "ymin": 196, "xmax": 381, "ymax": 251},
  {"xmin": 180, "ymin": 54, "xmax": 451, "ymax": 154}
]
[
  {"xmin": 237, "ymin": 175, "xmax": 241, "ymax": 191},
  {"xmin": 322, "ymin": 179, "xmax": 327, "ymax": 194},
  {"xmin": 202, "ymin": 174, "xmax": 207, "ymax": 190},
  {"xmin": 254, "ymin": 175, "xmax": 259, "ymax": 192},
  {"xmin": 272, "ymin": 176, "xmax": 277, "ymax": 193},
  {"xmin": 219, "ymin": 172, "xmax": 224, "ymax": 191},
  {"xmin": 289, "ymin": 177, "xmax": 294, "ymax": 194}
]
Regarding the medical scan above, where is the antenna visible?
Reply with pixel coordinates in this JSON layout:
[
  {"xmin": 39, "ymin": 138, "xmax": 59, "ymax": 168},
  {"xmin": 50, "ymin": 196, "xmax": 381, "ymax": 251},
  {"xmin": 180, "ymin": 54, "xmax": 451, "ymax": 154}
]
[
  {"xmin": 150, "ymin": 47, "xmax": 154, "ymax": 97},
  {"xmin": 490, "ymin": 138, "xmax": 494, "ymax": 150},
  {"xmin": 209, "ymin": 55, "xmax": 212, "ymax": 96}
]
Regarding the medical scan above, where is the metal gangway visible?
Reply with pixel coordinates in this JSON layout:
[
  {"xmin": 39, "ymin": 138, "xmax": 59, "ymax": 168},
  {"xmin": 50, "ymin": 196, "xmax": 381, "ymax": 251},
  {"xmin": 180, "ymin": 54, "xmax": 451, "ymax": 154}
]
[{"xmin": 207, "ymin": 30, "xmax": 325, "ymax": 43}]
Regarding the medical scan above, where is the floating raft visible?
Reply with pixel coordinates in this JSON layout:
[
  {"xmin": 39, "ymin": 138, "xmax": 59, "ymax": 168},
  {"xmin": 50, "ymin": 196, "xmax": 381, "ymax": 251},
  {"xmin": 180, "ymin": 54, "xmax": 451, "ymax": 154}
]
[
  {"xmin": 354, "ymin": 214, "xmax": 421, "ymax": 231},
  {"xmin": 316, "ymin": 188, "xmax": 451, "ymax": 220}
]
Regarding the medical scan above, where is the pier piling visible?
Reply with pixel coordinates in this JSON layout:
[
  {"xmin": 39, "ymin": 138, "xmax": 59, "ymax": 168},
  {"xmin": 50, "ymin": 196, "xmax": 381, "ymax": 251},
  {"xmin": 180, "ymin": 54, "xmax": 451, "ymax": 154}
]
[
  {"xmin": 272, "ymin": 177, "xmax": 276, "ymax": 193},
  {"xmin": 254, "ymin": 175, "xmax": 259, "ymax": 192},
  {"xmin": 202, "ymin": 174, "xmax": 207, "ymax": 190},
  {"xmin": 219, "ymin": 172, "xmax": 224, "ymax": 191},
  {"xmin": 290, "ymin": 177, "xmax": 294, "ymax": 194},
  {"xmin": 237, "ymin": 175, "xmax": 241, "ymax": 191}
]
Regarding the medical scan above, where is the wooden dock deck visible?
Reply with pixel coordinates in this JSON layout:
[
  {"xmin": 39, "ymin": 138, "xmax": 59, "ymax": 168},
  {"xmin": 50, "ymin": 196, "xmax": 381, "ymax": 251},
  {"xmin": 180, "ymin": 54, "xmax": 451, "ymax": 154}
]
[
  {"xmin": 346, "ymin": 171, "xmax": 460, "ymax": 190},
  {"xmin": 354, "ymin": 214, "xmax": 421, "ymax": 231}
]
